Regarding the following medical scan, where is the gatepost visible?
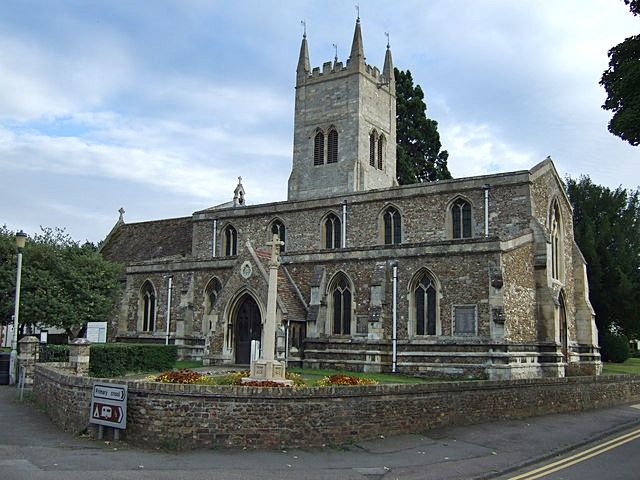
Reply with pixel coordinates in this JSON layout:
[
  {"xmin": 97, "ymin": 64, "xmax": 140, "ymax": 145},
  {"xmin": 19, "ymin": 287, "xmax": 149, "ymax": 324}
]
[
  {"xmin": 69, "ymin": 338, "xmax": 91, "ymax": 376},
  {"xmin": 17, "ymin": 336, "xmax": 39, "ymax": 386}
]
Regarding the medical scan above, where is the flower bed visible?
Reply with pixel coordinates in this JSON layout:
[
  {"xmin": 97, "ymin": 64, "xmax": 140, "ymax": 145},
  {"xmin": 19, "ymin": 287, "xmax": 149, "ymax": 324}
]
[{"xmin": 149, "ymin": 369, "xmax": 374, "ymax": 387}]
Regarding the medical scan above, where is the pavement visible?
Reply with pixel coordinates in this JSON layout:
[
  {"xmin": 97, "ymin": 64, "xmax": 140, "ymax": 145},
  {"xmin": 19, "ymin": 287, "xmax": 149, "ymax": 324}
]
[{"xmin": 1, "ymin": 384, "xmax": 640, "ymax": 480}]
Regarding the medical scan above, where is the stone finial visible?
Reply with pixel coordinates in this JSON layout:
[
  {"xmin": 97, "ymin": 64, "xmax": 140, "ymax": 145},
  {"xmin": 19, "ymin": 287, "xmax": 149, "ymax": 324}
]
[
  {"xmin": 233, "ymin": 176, "xmax": 246, "ymax": 207},
  {"xmin": 118, "ymin": 207, "xmax": 125, "ymax": 224}
]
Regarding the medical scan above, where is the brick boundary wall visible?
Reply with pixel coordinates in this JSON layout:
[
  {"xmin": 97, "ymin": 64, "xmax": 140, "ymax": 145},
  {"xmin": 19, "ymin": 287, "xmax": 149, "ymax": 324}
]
[{"xmin": 33, "ymin": 364, "xmax": 640, "ymax": 449}]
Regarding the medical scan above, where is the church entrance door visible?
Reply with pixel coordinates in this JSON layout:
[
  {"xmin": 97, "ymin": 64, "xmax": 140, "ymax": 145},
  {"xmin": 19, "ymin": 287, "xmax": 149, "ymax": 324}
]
[{"xmin": 234, "ymin": 294, "xmax": 262, "ymax": 365}]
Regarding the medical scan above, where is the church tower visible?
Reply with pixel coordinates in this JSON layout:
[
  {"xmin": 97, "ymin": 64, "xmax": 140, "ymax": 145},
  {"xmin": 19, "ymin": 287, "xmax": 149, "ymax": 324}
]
[{"xmin": 287, "ymin": 18, "xmax": 397, "ymax": 201}]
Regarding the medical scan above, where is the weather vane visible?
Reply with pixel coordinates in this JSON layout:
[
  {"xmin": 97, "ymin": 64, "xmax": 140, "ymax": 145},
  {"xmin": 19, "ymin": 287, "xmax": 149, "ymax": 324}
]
[
  {"xmin": 332, "ymin": 43, "xmax": 338, "ymax": 63},
  {"xmin": 355, "ymin": 3, "xmax": 360, "ymax": 20},
  {"xmin": 300, "ymin": 20, "xmax": 306, "ymax": 37},
  {"xmin": 385, "ymin": 32, "xmax": 390, "ymax": 48}
]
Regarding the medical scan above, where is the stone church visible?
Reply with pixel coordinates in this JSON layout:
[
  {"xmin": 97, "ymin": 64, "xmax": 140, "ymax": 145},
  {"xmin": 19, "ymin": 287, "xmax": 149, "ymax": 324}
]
[{"xmin": 101, "ymin": 19, "xmax": 601, "ymax": 380}]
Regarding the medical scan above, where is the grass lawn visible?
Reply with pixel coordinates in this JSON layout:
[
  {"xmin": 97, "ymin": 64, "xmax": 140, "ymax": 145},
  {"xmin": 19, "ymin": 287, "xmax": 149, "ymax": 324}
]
[
  {"xmin": 288, "ymin": 367, "xmax": 445, "ymax": 385},
  {"xmin": 602, "ymin": 357, "xmax": 640, "ymax": 375},
  {"xmin": 173, "ymin": 360, "xmax": 203, "ymax": 370}
]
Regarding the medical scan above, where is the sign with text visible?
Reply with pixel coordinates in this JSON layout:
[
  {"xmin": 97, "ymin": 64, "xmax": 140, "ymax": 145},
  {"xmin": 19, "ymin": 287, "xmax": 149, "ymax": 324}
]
[{"xmin": 89, "ymin": 382, "xmax": 127, "ymax": 429}]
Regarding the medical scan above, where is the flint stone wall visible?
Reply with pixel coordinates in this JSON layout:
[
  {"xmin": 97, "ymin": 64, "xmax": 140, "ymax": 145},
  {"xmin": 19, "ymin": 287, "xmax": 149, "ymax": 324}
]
[{"xmin": 34, "ymin": 364, "xmax": 640, "ymax": 450}]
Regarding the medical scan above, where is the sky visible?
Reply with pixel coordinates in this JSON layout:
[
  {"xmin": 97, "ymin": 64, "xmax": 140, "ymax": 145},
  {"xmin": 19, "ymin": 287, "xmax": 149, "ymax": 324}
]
[{"xmin": 1, "ymin": 0, "xmax": 638, "ymax": 243}]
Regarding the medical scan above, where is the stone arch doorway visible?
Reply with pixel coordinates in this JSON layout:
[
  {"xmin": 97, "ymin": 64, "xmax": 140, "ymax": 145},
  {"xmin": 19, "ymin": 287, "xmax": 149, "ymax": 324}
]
[{"xmin": 234, "ymin": 294, "xmax": 262, "ymax": 364}]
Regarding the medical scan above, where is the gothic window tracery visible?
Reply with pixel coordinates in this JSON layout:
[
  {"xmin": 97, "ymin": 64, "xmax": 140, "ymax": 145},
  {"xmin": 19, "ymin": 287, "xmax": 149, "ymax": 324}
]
[
  {"xmin": 323, "ymin": 213, "xmax": 341, "ymax": 249},
  {"xmin": 140, "ymin": 280, "xmax": 156, "ymax": 332},
  {"xmin": 223, "ymin": 224, "xmax": 238, "ymax": 256},
  {"xmin": 414, "ymin": 272, "xmax": 437, "ymax": 336},
  {"xmin": 451, "ymin": 198, "xmax": 472, "ymax": 239},
  {"xmin": 330, "ymin": 273, "xmax": 352, "ymax": 335},
  {"xmin": 383, "ymin": 206, "xmax": 402, "ymax": 245},
  {"xmin": 550, "ymin": 200, "xmax": 564, "ymax": 281}
]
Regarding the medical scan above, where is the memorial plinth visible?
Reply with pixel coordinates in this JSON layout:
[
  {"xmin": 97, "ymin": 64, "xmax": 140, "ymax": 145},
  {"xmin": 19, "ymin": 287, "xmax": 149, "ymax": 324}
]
[{"xmin": 242, "ymin": 234, "xmax": 292, "ymax": 386}]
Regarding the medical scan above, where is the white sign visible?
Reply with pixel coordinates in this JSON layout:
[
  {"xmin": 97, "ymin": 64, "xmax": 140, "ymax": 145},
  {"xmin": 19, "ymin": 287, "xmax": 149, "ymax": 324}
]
[
  {"xmin": 89, "ymin": 382, "xmax": 127, "ymax": 429},
  {"xmin": 86, "ymin": 322, "xmax": 107, "ymax": 343}
]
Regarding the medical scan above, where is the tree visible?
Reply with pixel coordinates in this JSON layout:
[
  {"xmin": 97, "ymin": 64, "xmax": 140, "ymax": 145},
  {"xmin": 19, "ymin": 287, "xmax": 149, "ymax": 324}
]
[
  {"xmin": 600, "ymin": 0, "xmax": 640, "ymax": 146},
  {"xmin": 395, "ymin": 68, "xmax": 452, "ymax": 184},
  {"xmin": 0, "ymin": 226, "xmax": 123, "ymax": 339},
  {"xmin": 566, "ymin": 177, "xmax": 640, "ymax": 340}
]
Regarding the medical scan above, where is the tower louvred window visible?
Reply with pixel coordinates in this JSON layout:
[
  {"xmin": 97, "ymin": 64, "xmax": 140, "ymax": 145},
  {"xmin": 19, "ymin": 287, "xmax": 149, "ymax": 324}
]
[
  {"xmin": 378, "ymin": 135, "xmax": 385, "ymax": 170},
  {"xmin": 314, "ymin": 131, "xmax": 325, "ymax": 165},
  {"xmin": 327, "ymin": 129, "xmax": 338, "ymax": 164},
  {"xmin": 369, "ymin": 131, "xmax": 377, "ymax": 166}
]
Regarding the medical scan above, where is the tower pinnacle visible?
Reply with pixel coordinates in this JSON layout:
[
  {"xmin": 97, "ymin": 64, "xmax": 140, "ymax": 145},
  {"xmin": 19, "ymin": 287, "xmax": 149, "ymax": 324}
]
[
  {"xmin": 297, "ymin": 24, "xmax": 310, "ymax": 80},
  {"xmin": 348, "ymin": 17, "xmax": 365, "ymax": 67},
  {"xmin": 383, "ymin": 37, "xmax": 394, "ymax": 90}
]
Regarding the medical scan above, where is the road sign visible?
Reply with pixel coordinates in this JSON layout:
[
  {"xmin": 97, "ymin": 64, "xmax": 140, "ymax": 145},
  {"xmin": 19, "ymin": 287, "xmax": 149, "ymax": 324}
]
[
  {"xmin": 89, "ymin": 382, "xmax": 127, "ymax": 429},
  {"xmin": 93, "ymin": 384, "xmax": 126, "ymax": 402}
]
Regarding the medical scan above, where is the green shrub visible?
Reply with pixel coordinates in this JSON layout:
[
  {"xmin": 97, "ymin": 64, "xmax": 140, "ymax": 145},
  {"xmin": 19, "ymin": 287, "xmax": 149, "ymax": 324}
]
[
  {"xmin": 601, "ymin": 332, "xmax": 630, "ymax": 363},
  {"xmin": 40, "ymin": 344, "xmax": 69, "ymax": 362},
  {"xmin": 89, "ymin": 343, "xmax": 178, "ymax": 377}
]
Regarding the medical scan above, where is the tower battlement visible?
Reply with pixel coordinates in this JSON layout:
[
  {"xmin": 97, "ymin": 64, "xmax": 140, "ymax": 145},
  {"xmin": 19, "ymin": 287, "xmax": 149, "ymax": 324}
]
[{"xmin": 303, "ymin": 59, "xmax": 386, "ymax": 85}]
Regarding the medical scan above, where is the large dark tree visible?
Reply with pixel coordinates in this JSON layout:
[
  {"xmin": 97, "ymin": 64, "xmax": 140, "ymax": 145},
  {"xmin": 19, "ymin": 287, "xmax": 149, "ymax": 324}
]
[
  {"xmin": 395, "ymin": 68, "xmax": 452, "ymax": 184},
  {"xmin": 0, "ymin": 226, "xmax": 123, "ymax": 339},
  {"xmin": 600, "ymin": 0, "xmax": 640, "ymax": 146},
  {"xmin": 566, "ymin": 177, "xmax": 640, "ymax": 339}
]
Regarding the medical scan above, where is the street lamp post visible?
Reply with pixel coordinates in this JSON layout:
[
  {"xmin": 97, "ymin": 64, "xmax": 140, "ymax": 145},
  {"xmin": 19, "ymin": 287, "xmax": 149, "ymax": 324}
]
[{"xmin": 9, "ymin": 230, "xmax": 27, "ymax": 385}]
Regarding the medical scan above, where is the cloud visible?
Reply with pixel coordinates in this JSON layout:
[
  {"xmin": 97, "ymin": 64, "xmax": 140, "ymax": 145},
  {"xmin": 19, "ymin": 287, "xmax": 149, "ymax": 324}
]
[
  {"xmin": 0, "ymin": 32, "xmax": 135, "ymax": 121},
  {"xmin": 441, "ymin": 123, "xmax": 536, "ymax": 178}
]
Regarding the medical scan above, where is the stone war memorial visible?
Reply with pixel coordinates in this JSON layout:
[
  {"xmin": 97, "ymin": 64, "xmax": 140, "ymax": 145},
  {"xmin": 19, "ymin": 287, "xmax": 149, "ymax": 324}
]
[{"xmin": 99, "ymin": 17, "xmax": 601, "ymax": 381}]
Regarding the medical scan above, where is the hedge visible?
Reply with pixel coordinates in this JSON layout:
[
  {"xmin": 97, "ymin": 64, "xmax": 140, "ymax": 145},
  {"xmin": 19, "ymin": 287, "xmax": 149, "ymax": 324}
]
[
  {"xmin": 89, "ymin": 344, "xmax": 178, "ymax": 377},
  {"xmin": 40, "ymin": 344, "xmax": 70, "ymax": 362}
]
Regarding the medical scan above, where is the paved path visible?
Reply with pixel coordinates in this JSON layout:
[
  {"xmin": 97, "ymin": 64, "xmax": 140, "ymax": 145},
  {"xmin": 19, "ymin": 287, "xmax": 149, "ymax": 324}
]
[{"xmin": 1, "ymin": 385, "xmax": 639, "ymax": 479}]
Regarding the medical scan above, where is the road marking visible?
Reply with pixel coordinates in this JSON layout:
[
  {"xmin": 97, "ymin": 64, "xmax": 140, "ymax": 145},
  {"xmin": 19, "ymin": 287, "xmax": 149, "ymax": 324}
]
[
  {"xmin": 506, "ymin": 427, "xmax": 640, "ymax": 480},
  {"xmin": 629, "ymin": 403, "xmax": 640, "ymax": 410}
]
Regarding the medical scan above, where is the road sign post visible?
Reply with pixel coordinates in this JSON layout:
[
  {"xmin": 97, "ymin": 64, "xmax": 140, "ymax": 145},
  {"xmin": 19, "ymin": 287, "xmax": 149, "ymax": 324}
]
[{"xmin": 89, "ymin": 382, "xmax": 127, "ymax": 434}]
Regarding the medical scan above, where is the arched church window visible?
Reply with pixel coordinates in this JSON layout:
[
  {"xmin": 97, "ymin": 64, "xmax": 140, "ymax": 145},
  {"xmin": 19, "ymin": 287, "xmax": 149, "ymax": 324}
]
[
  {"xmin": 451, "ymin": 198, "xmax": 472, "ymax": 239},
  {"xmin": 550, "ymin": 200, "xmax": 564, "ymax": 281},
  {"xmin": 140, "ymin": 280, "xmax": 156, "ymax": 332},
  {"xmin": 369, "ymin": 130, "xmax": 377, "ymax": 167},
  {"xmin": 414, "ymin": 271, "xmax": 437, "ymax": 336},
  {"xmin": 314, "ymin": 131, "xmax": 325, "ymax": 166},
  {"xmin": 223, "ymin": 225, "xmax": 238, "ymax": 256},
  {"xmin": 323, "ymin": 213, "xmax": 341, "ymax": 249},
  {"xmin": 205, "ymin": 277, "xmax": 222, "ymax": 314},
  {"xmin": 327, "ymin": 128, "xmax": 338, "ymax": 164},
  {"xmin": 559, "ymin": 291, "xmax": 568, "ymax": 359},
  {"xmin": 271, "ymin": 219, "xmax": 286, "ymax": 253},
  {"xmin": 330, "ymin": 273, "xmax": 352, "ymax": 335},
  {"xmin": 383, "ymin": 206, "xmax": 402, "ymax": 245},
  {"xmin": 377, "ymin": 134, "xmax": 385, "ymax": 170}
]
